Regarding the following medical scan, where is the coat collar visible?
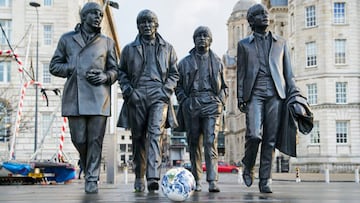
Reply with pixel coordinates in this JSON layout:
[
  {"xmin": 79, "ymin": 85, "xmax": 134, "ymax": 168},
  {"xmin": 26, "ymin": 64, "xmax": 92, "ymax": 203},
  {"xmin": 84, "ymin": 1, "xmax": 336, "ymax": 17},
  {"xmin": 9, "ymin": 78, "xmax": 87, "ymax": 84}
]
[
  {"xmin": 248, "ymin": 31, "xmax": 278, "ymax": 43},
  {"xmin": 188, "ymin": 48, "xmax": 219, "ymax": 76},
  {"xmin": 72, "ymin": 23, "xmax": 101, "ymax": 48},
  {"xmin": 131, "ymin": 33, "xmax": 167, "ymax": 47}
]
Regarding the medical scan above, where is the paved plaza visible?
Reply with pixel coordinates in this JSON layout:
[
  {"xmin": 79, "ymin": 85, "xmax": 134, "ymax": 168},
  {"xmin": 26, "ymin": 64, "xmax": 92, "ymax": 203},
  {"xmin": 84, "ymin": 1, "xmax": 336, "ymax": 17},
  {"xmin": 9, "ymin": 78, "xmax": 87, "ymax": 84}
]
[{"xmin": 0, "ymin": 171, "xmax": 359, "ymax": 203}]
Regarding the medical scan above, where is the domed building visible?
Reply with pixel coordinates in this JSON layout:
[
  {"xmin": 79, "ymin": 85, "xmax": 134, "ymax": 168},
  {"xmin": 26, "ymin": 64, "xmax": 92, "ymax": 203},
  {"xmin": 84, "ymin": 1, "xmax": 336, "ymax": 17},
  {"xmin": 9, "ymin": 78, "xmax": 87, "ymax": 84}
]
[{"xmin": 227, "ymin": 0, "xmax": 256, "ymax": 56}]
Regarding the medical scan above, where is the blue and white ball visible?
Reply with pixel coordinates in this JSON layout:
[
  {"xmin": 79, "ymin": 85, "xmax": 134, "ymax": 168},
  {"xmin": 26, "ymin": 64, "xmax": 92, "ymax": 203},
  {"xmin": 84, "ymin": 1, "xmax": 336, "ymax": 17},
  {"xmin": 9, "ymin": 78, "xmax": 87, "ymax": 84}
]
[{"xmin": 161, "ymin": 167, "xmax": 196, "ymax": 202}]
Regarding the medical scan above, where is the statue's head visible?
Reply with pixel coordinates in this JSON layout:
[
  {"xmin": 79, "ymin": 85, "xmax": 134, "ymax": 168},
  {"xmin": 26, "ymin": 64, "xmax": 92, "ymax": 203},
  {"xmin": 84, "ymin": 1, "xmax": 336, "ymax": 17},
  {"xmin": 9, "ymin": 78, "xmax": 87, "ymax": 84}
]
[
  {"xmin": 193, "ymin": 26, "xmax": 212, "ymax": 43},
  {"xmin": 246, "ymin": 4, "xmax": 269, "ymax": 31},
  {"xmin": 193, "ymin": 26, "xmax": 212, "ymax": 53},
  {"xmin": 136, "ymin": 9, "xmax": 159, "ymax": 39},
  {"xmin": 80, "ymin": 2, "xmax": 103, "ymax": 24}
]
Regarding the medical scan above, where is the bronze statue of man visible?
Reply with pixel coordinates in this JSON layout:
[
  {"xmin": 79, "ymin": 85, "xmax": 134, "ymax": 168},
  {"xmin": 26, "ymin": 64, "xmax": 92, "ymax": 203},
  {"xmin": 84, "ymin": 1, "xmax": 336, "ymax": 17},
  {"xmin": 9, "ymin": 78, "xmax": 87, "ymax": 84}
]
[
  {"xmin": 117, "ymin": 9, "xmax": 179, "ymax": 192},
  {"xmin": 49, "ymin": 2, "xmax": 118, "ymax": 194},
  {"xmin": 237, "ymin": 4, "xmax": 297, "ymax": 193},
  {"xmin": 175, "ymin": 26, "xmax": 228, "ymax": 193}
]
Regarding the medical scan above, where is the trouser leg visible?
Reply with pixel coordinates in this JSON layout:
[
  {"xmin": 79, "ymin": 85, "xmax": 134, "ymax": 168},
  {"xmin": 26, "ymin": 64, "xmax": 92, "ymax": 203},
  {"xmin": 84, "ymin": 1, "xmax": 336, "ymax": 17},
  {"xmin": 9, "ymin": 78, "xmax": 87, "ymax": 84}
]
[
  {"xmin": 132, "ymin": 135, "xmax": 146, "ymax": 179},
  {"xmin": 146, "ymin": 101, "xmax": 168, "ymax": 180},
  {"xmin": 202, "ymin": 116, "xmax": 219, "ymax": 182},
  {"xmin": 68, "ymin": 116, "xmax": 107, "ymax": 182},
  {"xmin": 68, "ymin": 117, "xmax": 87, "ymax": 170},
  {"xmin": 242, "ymin": 95, "xmax": 263, "ymax": 169},
  {"xmin": 259, "ymin": 96, "xmax": 282, "ymax": 179},
  {"xmin": 129, "ymin": 101, "xmax": 147, "ymax": 180},
  {"xmin": 183, "ymin": 106, "xmax": 202, "ymax": 182}
]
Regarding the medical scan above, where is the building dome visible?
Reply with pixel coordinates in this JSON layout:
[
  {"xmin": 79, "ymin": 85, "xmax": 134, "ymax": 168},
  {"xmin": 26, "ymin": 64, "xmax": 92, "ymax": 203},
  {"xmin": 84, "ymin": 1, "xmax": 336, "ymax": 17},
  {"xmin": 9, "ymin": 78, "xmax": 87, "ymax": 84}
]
[{"xmin": 232, "ymin": 0, "xmax": 257, "ymax": 13}]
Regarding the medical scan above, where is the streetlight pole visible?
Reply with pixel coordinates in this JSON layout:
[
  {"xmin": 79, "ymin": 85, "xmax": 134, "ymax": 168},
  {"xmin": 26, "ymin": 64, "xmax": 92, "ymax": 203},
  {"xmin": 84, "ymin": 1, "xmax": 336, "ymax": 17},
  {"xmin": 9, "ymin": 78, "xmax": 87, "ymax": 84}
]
[{"xmin": 29, "ymin": 2, "xmax": 41, "ymax": 155}]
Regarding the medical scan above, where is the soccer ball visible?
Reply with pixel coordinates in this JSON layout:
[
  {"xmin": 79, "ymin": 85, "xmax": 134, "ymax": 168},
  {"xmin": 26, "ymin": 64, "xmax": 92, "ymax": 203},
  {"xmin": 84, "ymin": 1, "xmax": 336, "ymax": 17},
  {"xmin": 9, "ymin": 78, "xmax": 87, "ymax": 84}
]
[{"xmin": 161, "ymin": 167, "xmax": 196, "ymax": 202}]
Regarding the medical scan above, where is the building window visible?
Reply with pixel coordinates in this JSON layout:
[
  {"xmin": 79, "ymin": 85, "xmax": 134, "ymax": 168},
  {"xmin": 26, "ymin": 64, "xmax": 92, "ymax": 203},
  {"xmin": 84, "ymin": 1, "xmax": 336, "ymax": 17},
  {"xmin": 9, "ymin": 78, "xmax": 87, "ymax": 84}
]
[
  {"xmin": 236, "ymin": 26, "xmax": 241, "ymax": 42},
  {"xmin": 305, "ymin": 5, "xmax": 316, "ymax": 28},
  {"xmin": 310, "ymin": 121, "xmax": 320, "ymax": 144},
  {"xmin": 290, "ymin": 13, "xmax": 295, "ymax": 33},
  {"xmin": 43, "ymin": 0, "xmax": 53, "ymax": 6},
  {"xmin": 333, "ymin": 2, "xmax": 345, "ymax": 24},
  {"xmin": 127, "ymin": 144, "xmax": 132, "ymax": 152},
  {"xmin": 0, "ymin": 99, "xmax": 12, "ymax": 142},
  {"xmin": 43, "ymin": 24, "xmax": 53, "ymax": 45},
  {"xmin": 336, "ymin": 121, "xmax": 348, "ymax": 144},
  {"xmin": 42, "ymin": 63, "xmax": 51, "ymax": 83},
  {"xmin": 336, "ymin": 82, "xmax": 347, "ymax": 104},
  {"xmin": 0, "ymin": 61, "xmax": 11, "ymax": 83},
  {"xmin": 334, "ymin": 39, "xmax": 346, "ymax": 64},
  {"xmin": 307, "ymin": 83, "xmax": 317, "ymax": 105},
  {"xmin": 41, "ymin": 112, "xmax": 52, "ymax": 138},
  {"xmin": 0, "ymin": 20, "xmax": 11, "ymax": 45},
  {"xmin": 0, "ymin": 0, "xmax": 12, "ymax": 7},
  {"xmin": 291, "ymin": 47, "xmax": 295, "ymax": 67},
  {"xmin": 120, "ymin": 154, "xmax": 126, "ymax": 163},
  {"xmin": 121, "ymin": 135, "xmax": 125, "ymax": 140},
  {"xmin": 119, "ymin": 144, "xmax": 126, "ymax": 152},
  {"xmin": 306, "ymin": 41, "xmax": 317, "ymax": 67}
]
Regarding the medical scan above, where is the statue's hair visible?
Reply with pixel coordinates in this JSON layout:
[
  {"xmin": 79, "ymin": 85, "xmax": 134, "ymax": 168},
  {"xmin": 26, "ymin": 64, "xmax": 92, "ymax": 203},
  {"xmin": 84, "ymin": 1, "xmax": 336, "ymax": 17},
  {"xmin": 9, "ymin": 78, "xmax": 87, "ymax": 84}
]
[
  {"xmin": 193, "ymin": 26, "xmax": 213, "ymax": 43},
  {"xmin": 136, "ymin": 9, "xmax": 159, "ymax": 27},
  {"xmin": 246, "ymin": 4, "xmax": 267, "ymax": 30},
  {"xmin": 80, "ymin": 2, "xmax": 103, "ymax": 23}
]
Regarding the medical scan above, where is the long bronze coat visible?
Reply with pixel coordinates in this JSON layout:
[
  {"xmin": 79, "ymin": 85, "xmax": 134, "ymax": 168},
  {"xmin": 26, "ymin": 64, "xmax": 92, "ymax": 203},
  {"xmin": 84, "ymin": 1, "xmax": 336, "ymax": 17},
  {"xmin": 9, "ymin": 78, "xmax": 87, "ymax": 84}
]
[
  {"xmin": 237, "ymin": 31, "xmax": 297, "ymax": 103},
  {"xmin": 175, "ymin": 48, "xmax": 228, "ymax": 131},
  {"xmin": 117, "ymin": 33, "xmax": 179, "ymax": 129},
  {"xmin": 50, "ymin": 25, "xmax": 118, "ymax": 116}
]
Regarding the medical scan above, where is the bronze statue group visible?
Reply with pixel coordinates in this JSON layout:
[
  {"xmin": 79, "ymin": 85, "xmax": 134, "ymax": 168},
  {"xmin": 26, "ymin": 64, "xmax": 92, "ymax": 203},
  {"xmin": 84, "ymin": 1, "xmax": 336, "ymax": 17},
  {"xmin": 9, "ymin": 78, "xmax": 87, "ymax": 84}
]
[{"xmin": 50, "ymin": 2, "xmax": 312, "ymax": 194}]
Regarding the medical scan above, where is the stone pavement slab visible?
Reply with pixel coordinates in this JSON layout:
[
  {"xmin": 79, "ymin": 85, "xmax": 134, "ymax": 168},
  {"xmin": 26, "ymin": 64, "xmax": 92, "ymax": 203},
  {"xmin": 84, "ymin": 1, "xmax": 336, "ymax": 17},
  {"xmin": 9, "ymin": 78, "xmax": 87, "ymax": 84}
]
[{"xmin": 0, "ymin": 173, "xmax": 359, "ymax": 203}]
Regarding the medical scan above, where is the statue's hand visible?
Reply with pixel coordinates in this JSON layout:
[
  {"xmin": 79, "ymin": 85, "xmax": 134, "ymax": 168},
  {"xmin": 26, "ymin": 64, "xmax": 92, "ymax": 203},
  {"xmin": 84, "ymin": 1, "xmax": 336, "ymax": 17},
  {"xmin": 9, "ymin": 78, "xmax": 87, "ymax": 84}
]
[
  {"xmin": 238, "ymin": 101, "xmax": 248, "ymax": 113},
  {"xmin": 86, "ymin": 69, "xmax": 108, "ymax": 85},
  {"xmin": 128, "ymin": 89, "xmax": 140, "ymax": 104}
]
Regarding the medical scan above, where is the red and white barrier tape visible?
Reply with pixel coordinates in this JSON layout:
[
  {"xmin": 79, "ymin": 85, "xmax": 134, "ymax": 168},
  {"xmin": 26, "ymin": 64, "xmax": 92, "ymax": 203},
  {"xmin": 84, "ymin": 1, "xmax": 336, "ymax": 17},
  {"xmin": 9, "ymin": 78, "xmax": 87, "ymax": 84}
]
[
  {"xmin": 6, "ymin": 49, "xmax": 68, "ymax": 161},
  {"xmin": 58, "ymin": 117, "xmax": 67, "ymax": 160},
  {"xmin": 0, "ymin": 49, "xmax": 24, "ymax": 72},
  {"xmin": 9, "ymin": 80, "xmax": 42, "ymax": 159}
]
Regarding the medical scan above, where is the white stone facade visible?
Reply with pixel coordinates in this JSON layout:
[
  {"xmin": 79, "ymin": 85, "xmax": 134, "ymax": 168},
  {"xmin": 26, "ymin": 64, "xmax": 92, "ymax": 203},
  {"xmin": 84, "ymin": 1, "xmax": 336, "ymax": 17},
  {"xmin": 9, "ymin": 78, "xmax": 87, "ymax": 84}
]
[
  {"xmin": 224, "ymin": 0, "xmax": 360, "ymax": 172},
  {"xmin": 288, "ymin": 0, "xmax": 360, "ymax": 172}
]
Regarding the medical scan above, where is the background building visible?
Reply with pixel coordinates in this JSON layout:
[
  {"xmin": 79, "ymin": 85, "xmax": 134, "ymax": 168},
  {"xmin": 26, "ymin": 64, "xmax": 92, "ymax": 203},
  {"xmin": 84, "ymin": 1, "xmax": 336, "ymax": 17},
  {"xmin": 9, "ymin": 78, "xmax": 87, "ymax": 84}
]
[
  {"xmin": 287, "ymin": 0, "xmax": 360, "ymax": 172},
  {"xmin": 224, "ymin": 0, "xmax": 360, "ymax": 172}
]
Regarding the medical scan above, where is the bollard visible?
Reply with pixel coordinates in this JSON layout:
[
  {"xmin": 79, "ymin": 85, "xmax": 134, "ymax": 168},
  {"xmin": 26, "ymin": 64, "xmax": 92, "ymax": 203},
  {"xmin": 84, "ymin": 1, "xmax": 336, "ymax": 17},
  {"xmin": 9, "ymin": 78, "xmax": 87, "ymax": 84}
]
[
  {"xmin": 238, "ymin": 167, "xmax": 243, "ymax": 184},
  {"xmin": 295, "ymin": 167, "xmax": 301, "ymax": 183},
  {"xmin": 325, "ymin": 168, "xmax": 330, "ymax": 183},
  {"xmin": 355, "ymin": 168, "xmax": 359, "ymax": 184},
  {"xmin": 124, "ymin": 166, "xmax": 128, "ymax": 184}
]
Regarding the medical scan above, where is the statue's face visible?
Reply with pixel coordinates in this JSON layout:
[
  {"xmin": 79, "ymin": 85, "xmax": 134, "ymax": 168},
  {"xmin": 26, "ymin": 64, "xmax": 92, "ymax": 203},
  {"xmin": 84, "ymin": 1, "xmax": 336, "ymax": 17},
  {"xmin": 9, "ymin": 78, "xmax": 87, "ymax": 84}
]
[
  {"xmin": 250, "ymin": 5, "xmax": 269, "ymax": 28},
  {"xmin": 83, "ymin": 9, "xmax": 103, "ymax": 28},
  {"xmin": 194, "ymin": 31, "xmax": 212, "ymax": 52},
  {"xmin": 137, "ymin": 15, "xmax": 158, "ymax": 39}
]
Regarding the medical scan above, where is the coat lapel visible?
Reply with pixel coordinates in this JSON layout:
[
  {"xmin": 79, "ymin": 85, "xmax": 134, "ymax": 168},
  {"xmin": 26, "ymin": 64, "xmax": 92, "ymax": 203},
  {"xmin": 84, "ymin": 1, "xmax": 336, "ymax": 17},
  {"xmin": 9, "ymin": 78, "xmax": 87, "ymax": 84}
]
[
  {"xmin": 73, "ymin": 33, "xmax": 86, "ymax": 48},
  {"xmin": 188, "ymin": 53, "xmax": 198, "ymax": 91},
  {"xmin": 209, "ymin": 51, "xmax": 219, "ymax": 90}
]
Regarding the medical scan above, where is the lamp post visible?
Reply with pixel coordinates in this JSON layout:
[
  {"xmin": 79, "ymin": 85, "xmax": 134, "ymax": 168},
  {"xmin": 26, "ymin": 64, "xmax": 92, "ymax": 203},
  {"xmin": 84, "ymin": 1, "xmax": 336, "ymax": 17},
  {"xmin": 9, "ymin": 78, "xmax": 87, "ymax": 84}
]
[{"xmin": 29, "ymin": 1, "xmax": 40, "ymax": 154}]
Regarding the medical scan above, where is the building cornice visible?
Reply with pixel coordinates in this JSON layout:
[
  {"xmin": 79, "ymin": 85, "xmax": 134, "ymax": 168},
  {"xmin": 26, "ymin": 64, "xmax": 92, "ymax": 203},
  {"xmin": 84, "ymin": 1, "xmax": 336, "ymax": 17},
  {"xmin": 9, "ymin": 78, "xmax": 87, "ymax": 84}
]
[
  {"xmin": 310, "ymin": 103, "xmax": 360, "ymax": 110},
  {"xmin": 295, "ymin": 72, "xmax": 360, "ymax": 81}
]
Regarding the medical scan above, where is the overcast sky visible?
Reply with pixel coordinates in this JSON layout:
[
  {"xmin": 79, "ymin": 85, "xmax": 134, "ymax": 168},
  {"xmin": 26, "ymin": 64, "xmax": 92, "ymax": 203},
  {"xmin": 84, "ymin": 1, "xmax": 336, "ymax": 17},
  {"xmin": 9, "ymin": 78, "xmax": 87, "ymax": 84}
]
[{"xmin": 113, "ymin": 0, "xmax": 255, "ymax": 59}]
